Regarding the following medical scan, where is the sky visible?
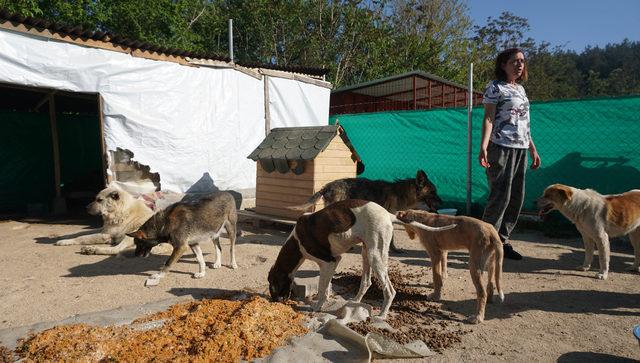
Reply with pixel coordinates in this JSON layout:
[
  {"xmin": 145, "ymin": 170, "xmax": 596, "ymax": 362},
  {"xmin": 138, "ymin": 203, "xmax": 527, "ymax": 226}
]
[{"xmin": 467, "ymin": 0, "xmax": 640, "ymax": 52}]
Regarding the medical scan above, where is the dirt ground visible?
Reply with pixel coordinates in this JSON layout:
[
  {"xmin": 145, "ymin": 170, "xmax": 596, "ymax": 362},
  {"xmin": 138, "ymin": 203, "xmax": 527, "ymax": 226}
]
[{"xmin": 0, "ymin": 216, "xmax": 639, "ymax": 362}]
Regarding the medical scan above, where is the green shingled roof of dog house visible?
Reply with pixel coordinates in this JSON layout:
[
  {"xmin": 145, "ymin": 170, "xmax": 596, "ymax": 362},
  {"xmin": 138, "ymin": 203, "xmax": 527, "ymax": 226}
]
[{"xmin": 330, "ymin": 95, "xmax": 640, "ymax": 214}]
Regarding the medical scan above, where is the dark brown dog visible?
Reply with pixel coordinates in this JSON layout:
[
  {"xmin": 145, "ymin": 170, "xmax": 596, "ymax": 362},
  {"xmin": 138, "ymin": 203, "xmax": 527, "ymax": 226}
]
[{"xmin": 291, "ymin": 170, "xmax": 443, "ymax": 252}]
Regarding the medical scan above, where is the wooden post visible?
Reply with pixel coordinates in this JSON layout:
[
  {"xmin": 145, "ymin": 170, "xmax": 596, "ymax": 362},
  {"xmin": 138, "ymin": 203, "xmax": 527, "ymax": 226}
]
[
  {"xmin": 412, "ymin": 75, "xmax": 417, "ymax": 110},
  {"xmin": 97, "ymin": 95, "xmax": 111, "ymax": 185},
  {"xmin": 263, "ymin": 74, "xmax": 271, "ymax": 135},
  {"xmin": 428, "ymin": 80, "xmax": 432, "ymax": 109},
  {"xmin": 48, "ymin": 93, "xmax": 61, "ymax": 198},
  {"xmin": 48, "ymin": 93, "xmax": 66, "ymax": 214},
  {"xmin": 441, "ymin": 84, "xmax": 445, "ymax": 107}
]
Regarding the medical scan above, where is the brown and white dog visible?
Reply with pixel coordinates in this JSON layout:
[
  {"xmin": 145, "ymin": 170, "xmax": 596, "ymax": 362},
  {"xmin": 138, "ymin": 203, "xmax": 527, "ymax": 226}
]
[
  {"xmin": 396, "ymin": 210, "xmax": 504, "ymax": 324},
  {"xmin": 538, "ymin": 184, "xmax": 640, "ymax": 279},
  {"xmin": 268, "ymin": 199, "xmax": 456, "ymax": 318}
]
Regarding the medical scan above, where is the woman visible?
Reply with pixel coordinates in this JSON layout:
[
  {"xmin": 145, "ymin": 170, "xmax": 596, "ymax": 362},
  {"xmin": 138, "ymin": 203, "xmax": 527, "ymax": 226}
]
[{"xmin": 478, "ymin": 48, "xmax": 541, "ymax": 260}]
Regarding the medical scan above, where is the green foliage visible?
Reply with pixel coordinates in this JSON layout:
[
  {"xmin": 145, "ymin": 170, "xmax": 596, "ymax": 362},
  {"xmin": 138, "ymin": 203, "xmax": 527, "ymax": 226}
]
[{"xmin": 1, "ymin": 1, "xmax": 638, "ymax": 98}]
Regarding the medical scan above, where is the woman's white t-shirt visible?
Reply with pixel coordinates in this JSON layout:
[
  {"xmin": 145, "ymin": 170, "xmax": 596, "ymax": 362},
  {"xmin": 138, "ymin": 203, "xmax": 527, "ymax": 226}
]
[{"xmin": 482, "ymin": 80, "xmax": 531, "ymax": 149}]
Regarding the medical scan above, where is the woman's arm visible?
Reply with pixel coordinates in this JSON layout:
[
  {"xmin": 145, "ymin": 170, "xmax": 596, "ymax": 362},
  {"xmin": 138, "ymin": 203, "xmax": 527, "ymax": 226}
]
[
  {"xmin": 529, "ymin": 138, "xmax": 541, "ymax": 169},
  {"xmin": 478, "ymin": 103, "xmax": 496, "ymax": 168}
]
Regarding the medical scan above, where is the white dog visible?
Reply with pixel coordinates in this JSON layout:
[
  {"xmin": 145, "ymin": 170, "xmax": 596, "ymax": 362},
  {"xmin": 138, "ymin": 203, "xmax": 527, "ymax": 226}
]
[
  {"xmin": 267, "ymin": 199, "xmax": 456, "ymax": 318},
  {"xmin": 54, "ymin": 184, "xmax": 179, "ymax": 255},
  {"xmin": 538, "ymin": 184, "xmax": 640, "ymax": 279}
]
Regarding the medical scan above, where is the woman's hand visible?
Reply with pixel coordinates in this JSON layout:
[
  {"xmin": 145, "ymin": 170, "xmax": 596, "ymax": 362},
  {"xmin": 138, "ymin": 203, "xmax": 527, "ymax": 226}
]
[
  {"xmin": 479, "ymin": 148, "xmax": 490, "ymax": 168},
  {"xmin": 530, "ymin": 148, "xmax": 541, "ymax": 169}
]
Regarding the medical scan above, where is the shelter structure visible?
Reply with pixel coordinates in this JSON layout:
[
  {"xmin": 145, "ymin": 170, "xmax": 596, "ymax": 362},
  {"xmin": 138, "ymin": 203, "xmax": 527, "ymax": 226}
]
[
  {"xmin": 0, "ymin": 10, "xmax": 331, "ymax": 214},
  {"xmin": 330, "ymin": 70, "xmax": 482, "ymax": 115},
  {"xmin": 247, "ymin": 125, "xmax": 360, "ymax": 220}
]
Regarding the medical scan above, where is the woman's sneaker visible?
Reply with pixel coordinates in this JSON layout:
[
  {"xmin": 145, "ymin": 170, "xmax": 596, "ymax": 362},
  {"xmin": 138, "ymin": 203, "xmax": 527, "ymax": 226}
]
[{"xmin": 503, "ymin": 243, "xmax": 522, "ymax": 260}]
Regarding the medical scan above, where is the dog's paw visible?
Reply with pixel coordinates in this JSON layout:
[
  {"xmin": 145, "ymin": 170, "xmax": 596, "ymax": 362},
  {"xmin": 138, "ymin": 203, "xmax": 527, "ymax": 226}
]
[
  {"xmin": 230, "ymin": 262, "xmax": 238, "ymax": 269},
  {"xmin": 80, "ymin": 246, "xmax": 98, "ymax": 255},
  {"xmin": 427, "ymin": 292, "xmax": 441, "ymax": 301},
  {"xmin": 596, "ymin": 272, "xmax": 608, "ymax": 280},
  {"xmin": 54, "ymin": 239, "xmax": 74, "ymax": 246},
  {"xmin": 625, "ymin": 264, "xmax": 640, "ymax": 273},
  {"xmin": 498, "ymin": 292, "xmax": 505, "ymax": 303},
  {"xmin": 576, "ymin": 265, "xmax": 591, "ymax": 271},
  {"xmin": 466, "ymin": 315, "xmax": 483, "ymax": 324},
  {"xmin": 145, "ymin": 278, "xmax": 160, "ymax": 287},
  {"xmin": 311, "ymin": 301, "xmax": 324, "ymax": 312},
  {"xmin": 193, "ymin": 272, "xmax": 205, "ymax": 279},
  {"xmin": 211, "ymin": 262, "xmax": 222, "ymax": 269}
]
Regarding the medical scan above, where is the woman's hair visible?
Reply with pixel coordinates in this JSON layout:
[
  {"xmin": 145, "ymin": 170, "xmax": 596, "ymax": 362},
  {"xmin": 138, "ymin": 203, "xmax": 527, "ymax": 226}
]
[{"xmin": 494, "ymin": 48, "xmax": 528, "ymax": 82}]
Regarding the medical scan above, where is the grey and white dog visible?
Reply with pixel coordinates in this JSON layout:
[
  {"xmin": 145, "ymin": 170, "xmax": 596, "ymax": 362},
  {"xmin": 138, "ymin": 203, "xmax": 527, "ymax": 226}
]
[{"xmin": 128, "ymin": 191, "xmax": 239, "ymax": 286}]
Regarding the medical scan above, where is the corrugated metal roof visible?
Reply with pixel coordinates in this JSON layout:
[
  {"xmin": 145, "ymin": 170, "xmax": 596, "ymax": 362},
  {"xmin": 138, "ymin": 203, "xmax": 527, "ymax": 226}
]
[
  {"xmin": 0, "ymin": 8, "xmax": 329, "ymax": 77},
  {"xmin": 332, "ymin": 70, "xmax": 480, "ymax": 96}
]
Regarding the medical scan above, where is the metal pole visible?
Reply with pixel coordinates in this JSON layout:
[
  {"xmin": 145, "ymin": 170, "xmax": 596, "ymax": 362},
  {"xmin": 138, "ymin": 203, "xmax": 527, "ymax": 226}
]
[
  {"xmin": 228, "ymin": 19, "xmax": 234, "ymax": 63},
  {"xmin": 466, "ymin": 63, "xmax": 473, "ymax": 215}
]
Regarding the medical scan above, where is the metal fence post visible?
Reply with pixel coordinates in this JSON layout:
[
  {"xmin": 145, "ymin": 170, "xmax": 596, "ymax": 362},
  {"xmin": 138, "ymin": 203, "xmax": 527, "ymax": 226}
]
[{"xmin": 466, "ymin": 63, "xmax": 473, "ymax": 215}]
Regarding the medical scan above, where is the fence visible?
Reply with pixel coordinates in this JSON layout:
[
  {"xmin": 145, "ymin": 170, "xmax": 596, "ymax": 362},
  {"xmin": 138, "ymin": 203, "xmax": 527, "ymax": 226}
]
[{"xmin": 329, "ymin": 95, "xmax": 640, "ymax": 216}]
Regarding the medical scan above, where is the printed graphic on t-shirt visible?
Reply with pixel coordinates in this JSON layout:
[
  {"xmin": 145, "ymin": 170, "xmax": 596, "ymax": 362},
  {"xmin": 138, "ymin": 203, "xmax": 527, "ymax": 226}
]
[{"xmin": 483, "ymin": 80, "xmax": 531, "ymax": 149}]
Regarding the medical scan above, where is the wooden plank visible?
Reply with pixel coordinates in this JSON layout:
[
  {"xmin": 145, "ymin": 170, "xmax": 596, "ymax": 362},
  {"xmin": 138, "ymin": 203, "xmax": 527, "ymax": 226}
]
[
  {"xmin": 237, "ymin": 209, "xmax": 296, "ymax": 226},
  {"xmin": 255, "ymin": 192, "xmax": 310, "ymax": 204},
  {"xmin": 257, "ymin": 168, "xmax": 315, "ymax": 181},
  {"xmin": 97, "ymin": 95, "xmax": 110, "ymax": 185},
  {"xmin": 257, "ymin": 176, "xmax": 315, "ymax": 189},
  {"xmin": 256, "ymin": 184, "xmax": 314, "ymax": 196},
  {"xmin": 313, "ymin": 156, "xmax": 357, "ymax": 165},
  {"xmin": 313, "ymin": 165, "xmax": 356, "ymax": 173},
  {"xmin": 316, "ymin": 149, "xmax": 352, "ymax": 158},
  {"xmin": 255, "ymin": 205, "xmax": 303, "ymax": 220}
]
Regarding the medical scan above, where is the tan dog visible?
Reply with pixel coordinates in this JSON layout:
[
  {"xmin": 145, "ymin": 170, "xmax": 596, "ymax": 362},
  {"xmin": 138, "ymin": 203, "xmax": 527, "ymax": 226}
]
[
  {"xmin": 538, "ymin": 184, "xmax": 640, "ymax": 279},
  {"xmin": 396, "ymin": 210, "xmax": 504, "ymax": 324}
]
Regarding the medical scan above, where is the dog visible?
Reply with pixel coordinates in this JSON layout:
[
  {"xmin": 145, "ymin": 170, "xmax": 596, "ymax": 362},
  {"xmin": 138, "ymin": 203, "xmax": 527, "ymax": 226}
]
[
  {"xmin": 291, "ymin": 170, "xmax": 443, "ymax": 252},
  {"xmin": 268, "ymin": 199, "xmax": 456, "ymax": 318},
  {"xmin": 53, "ymin": 184, "xmax": 180, "ymax": 255},
  {"xmin": 128, "ymin": 191, "xmax": 238, "ymax": 286},
  {"xmin": 396, "ymin": 209, "xmax": 504, "ymax": 324},
  {"xmin": 538, "ymin": 184, "xmax": 640, "ymax": 279}
]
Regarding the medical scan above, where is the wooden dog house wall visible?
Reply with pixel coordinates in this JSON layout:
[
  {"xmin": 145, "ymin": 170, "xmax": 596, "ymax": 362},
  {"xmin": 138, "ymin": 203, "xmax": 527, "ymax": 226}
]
[{"xmin": 248, "ymin": 125, "xmax": 361, "ymax": 219}]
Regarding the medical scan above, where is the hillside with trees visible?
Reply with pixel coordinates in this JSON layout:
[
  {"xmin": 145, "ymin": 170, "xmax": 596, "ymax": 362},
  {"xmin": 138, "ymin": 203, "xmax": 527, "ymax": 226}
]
[{"xmin": 1, "ymin": 0, "xmax": 638, "ymax": 100}]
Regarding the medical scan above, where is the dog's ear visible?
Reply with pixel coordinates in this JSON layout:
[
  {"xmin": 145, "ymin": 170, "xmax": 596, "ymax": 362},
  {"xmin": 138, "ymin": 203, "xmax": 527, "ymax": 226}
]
[
  {"xmin": 109, "ymin": 191, "xmax": 120, "ymax": 201},
  {"xmin": 416, "ymin": 170, "xmax": 428, "ymax": 186},
  {"xmin": 126, "ymin": 230, "xmax": 145, "ymax": 239},
  {"xmin": 553, "ymin": 185, "xmax": 573, "ymax": 202}
]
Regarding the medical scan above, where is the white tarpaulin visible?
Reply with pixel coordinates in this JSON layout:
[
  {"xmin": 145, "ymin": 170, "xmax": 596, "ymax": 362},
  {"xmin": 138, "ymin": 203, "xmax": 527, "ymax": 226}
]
[
  {"xmin": 0, "ymin": 27, "xmax": 329, "ymax": 194},
  {"xmin": 268, "ymin": 76, "xmax": 330, "ymax": 129}
]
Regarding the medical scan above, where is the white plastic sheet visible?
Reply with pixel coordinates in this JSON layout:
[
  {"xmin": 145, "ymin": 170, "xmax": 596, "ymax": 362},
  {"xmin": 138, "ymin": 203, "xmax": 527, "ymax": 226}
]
[
  {"xmin": 268, "ymin": 76, "xmax": 330, "ymax": 129},
  {"xmin": 0, "ymin": 28, "xmax": 330, "ymax": 194}
]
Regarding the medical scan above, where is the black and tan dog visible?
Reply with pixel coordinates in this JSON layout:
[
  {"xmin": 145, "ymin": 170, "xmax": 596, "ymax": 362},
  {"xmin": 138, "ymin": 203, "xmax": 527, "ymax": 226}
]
[
  {"xmin": 128, "ymin": 191, "xmax": 238, "ymax": 286},
  {"xmin": 291, "ymin": 170, "xmax": 443, "ymax": 252},
  {"xmin": 268, "ymin": 199, "xmax": 456, "ymax": 318}
]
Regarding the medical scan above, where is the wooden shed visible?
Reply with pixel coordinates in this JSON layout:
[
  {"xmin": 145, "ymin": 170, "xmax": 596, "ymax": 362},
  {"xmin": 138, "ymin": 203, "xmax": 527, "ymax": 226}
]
[{"xmin": 247, "ymin": 125, "xmax": 361, "ymax": 220}]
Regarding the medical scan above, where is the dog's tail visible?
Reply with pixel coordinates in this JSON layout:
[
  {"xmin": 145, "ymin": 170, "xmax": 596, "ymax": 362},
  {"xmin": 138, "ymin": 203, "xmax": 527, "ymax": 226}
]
[
  {"xmin": 491, "ymin": 231, "xmax": 505, "ymax": 303},
  {"xmin": 389, "ymin": 213, "xmax": 457, "ymax": 232},
  {"xmin": 288, "ymin": 188, "xmax": 326, "ymax": 211}
]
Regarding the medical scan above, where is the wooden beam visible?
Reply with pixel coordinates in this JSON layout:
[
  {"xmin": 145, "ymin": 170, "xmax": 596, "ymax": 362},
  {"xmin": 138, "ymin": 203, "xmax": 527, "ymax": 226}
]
[
  {"xmin": 263, "ymin": 75, "xmax": 271, "ymax": 135},
  {"xmin": 97, "ymin": 95, "xmax": 111, "ymax": 185},
  {"xmin": 441, "ymin": 84, "xmax": 445, "ymax": 107},
  {"xmin": 48, "ymin": 93, "xmax": 61, "ymax": 198},
  {"xmin": 412, "ymin": 75, "xmax": 417, "ymax": 110},
  {"xmin": 428, "ymin": 80, "xmax": 432, "ymax": 109}
]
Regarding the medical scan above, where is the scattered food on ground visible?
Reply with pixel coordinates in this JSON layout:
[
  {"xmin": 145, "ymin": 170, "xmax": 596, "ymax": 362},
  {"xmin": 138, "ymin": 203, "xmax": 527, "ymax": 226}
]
[
  {"xmin": 15, "ymin": 296, "xmax": 307, "ymax": 362},
  {"xmin": 333, "ymin": 269, "xmax": 470, "ymax": 352}
]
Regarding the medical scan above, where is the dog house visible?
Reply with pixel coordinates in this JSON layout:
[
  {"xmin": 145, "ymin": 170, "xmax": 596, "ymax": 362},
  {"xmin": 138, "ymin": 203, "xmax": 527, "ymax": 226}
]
[{"xmin": 247, "ymin": 125, "xmax": 361, "ymax": 220}]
